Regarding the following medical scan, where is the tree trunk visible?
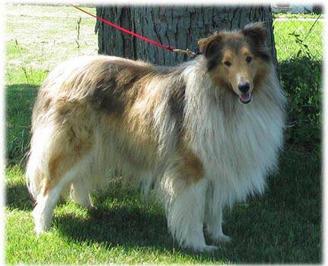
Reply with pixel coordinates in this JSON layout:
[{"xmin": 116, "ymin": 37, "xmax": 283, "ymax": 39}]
[{"xmin": 96, "ymin": 6, "xmax": 276, "ymax": 66}]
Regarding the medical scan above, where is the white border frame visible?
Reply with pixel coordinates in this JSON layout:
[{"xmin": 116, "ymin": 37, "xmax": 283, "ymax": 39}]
[
  {"xmin": 1, "ymin": 1, "xmax": 326, "ymax": 265},
  {"xmin": 1, "ymin": 0, "xmax": 5, "ymax": 264}
]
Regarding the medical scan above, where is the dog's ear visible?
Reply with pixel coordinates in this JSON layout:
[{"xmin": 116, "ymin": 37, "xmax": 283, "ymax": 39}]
[
  {"xmin": 242, "ymin": 22, "xmax": 267, "ymax": 46},
  {"xmin": 198, "ymin": 33, "xmax": 222, "ymax": 58}
]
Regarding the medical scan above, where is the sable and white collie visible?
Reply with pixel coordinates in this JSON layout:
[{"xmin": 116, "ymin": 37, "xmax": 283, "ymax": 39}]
[{"xmin": 26, "ymin": 22, "xmax": 286, "ymax": 252}]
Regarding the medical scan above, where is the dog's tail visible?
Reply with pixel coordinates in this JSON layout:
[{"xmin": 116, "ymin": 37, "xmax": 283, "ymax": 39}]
[{"xmin": 25, "ymin": 124, "xmax": 56, "ymax": 200}]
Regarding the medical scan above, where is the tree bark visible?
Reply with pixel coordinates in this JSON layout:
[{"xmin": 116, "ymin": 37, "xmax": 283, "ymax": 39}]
[{"xmin": 96, "ymin": 6, "xmax": 276, "ymax": 66}]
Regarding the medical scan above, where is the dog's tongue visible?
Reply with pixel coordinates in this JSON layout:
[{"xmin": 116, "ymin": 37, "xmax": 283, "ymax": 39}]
[{"xmin": 239, "ymin": 92, "xmax": 252, "ymax": 104}]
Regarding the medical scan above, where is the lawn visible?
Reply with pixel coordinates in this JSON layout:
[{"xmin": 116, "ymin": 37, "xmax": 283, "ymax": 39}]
[{"xmin": 5, "ymin": 4, "xmax": 322, "ymax": 264}]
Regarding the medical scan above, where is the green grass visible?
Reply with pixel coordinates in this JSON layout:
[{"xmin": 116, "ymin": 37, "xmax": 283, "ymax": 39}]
[
  {"xmin": 273, "ymin": 18, "xmax": 323, "ymax": 61},
  {"xmin": 5, "ymin": 4, "xmax": 322, "ymax": 264},
  {"xmin": 5, "ymin": 4, "xmax": 97, "ymax": 86}
]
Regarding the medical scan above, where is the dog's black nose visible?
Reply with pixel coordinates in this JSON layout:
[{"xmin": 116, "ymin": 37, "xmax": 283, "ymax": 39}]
[{"xmin": 238, "ymin": 82, "xmax": 250, "ymax": 93}]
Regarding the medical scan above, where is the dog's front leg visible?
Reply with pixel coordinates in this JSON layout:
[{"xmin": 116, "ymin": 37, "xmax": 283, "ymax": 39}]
[{"xmin": 161, "ymin": 174, "xmax": 217, "ymax": 252}]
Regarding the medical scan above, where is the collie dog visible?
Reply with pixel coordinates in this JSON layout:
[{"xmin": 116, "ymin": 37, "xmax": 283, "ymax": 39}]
[{"xmin": 26, "ymin": 22, "xmax": 286, "ymax": 252}]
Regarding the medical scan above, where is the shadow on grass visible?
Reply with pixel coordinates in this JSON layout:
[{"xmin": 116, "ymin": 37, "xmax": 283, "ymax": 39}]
[
  {"xmin": 6, "ymin": 84, "xmax": 39, "ymax": 165},
  {"xmin": 56, "ymin": 206, "xmax": 173, "ymax": 249},
  {"xmin": 56, "ymin": 203, "xmax": 229, "ymax": 261},
  {"xmin": 6, "ymin": 182, "xmax": 34, "ymax": 211}
]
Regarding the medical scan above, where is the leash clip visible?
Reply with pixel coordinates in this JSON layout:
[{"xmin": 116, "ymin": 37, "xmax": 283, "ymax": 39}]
[{"xmin": 173, "ymin": 48, "xmax": 197, "ymax": 58}]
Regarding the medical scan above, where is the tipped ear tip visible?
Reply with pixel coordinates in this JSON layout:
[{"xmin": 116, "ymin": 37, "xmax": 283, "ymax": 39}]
[
  {"xmin": 197, "ymin": 33, "xmax": 222, "ymax": 52},
  {"xmin": 197, "ymin": 39, "xmax": 207, "ymax": 53},
  {"xmin": 197, "ymin": 33, "xmax": 222, "ymax": 57},
  {"xmin": 243, "ymin": 21, "xmax": 266, "ymax": 31},
  {"xmin": 197, "ymin": 38, "xmax": 205, "ymax": 46},
  {"xmin": 242, "ymin": 21, "xmax": 267, "ymax": 43}
]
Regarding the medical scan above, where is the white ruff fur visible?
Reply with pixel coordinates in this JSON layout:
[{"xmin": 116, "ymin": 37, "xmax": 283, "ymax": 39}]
[{"xmin": 26, "ymin": 54, "xmax": 285, "ymax": 252}]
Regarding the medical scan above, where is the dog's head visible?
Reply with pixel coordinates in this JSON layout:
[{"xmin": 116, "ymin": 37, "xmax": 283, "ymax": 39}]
[{"xmin": 198, "ymin": 22, "xmax": 271, "ymax": 104}]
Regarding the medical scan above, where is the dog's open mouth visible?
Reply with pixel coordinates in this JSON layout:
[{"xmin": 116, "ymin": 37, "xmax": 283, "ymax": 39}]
[{"xmin": 239, "ymin": 92, "xmax": 252, "ymax": 104}]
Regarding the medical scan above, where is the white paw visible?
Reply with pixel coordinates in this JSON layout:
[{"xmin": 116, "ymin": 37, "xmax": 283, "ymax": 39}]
[
  {"xmin": 34, "ymin": 224, "xmax": 48, "ymax": 235},
  {"xmin": 33, "ymin": 207, "xmax": 51, "ymax": 235},
  {"xmin": 215, "ymin": 233, "xmax": 231, "ymax": 243},
  {"xmin": 34, "ymin": 218, "xmax": 50, "ymax": 235},
  {"xmin": 207, "ymin": 231, "xmax": 232, "ymax": 244},
  {"xmin": 206, "ymin": 226, "xmax": 232, "ymax": 243},
  {"xmin": 202, "ymin": 245, "xmax": 219, "ymax": 252}
]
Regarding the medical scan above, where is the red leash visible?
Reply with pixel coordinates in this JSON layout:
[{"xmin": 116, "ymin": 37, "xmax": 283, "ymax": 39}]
[
  {"xmin": 73, "ymin": 6, "xmax": 197, "ymax": 57},
  {"xmin": 73, "ymin": 6, "xmax": 174, "ymax": 52}
]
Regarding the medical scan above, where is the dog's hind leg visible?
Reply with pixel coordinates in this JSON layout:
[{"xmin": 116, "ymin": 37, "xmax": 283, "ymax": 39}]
[
  {"xmin": 205, "ymin": 183, "xmax": 231, "ymax": 243},
  {"xmin": 33, "ymin": 166, "xmax": 78, "ymax": 234},
  {"xmin": 70, "ymin": 176, "xmax": 94, "ymax": 209},
  {"xmin": 205, "ymin": 204, "xmax": 231, "ymax": 243},
  {"xmin": 33, "ymin": 154, "xmax": 92, "ymax": 234},
  {"xmin": 28, "ymin": 119, "xmax": 93, "ymax": 234}
]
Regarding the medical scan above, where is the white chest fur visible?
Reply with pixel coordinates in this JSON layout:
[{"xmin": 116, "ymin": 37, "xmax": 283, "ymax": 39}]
[{"xmin": 183, "ymin": 64, "xmax": 285, "ymax": 204}]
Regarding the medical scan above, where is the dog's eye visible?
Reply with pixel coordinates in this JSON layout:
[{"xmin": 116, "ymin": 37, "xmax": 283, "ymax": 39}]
[
  {"xmin": 223, "ymin": 61, "xmax": 232, "ymax": 67},
  {"xmin": 246, "ymin": 56, "xmax": 253, "ymax": 63}
]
